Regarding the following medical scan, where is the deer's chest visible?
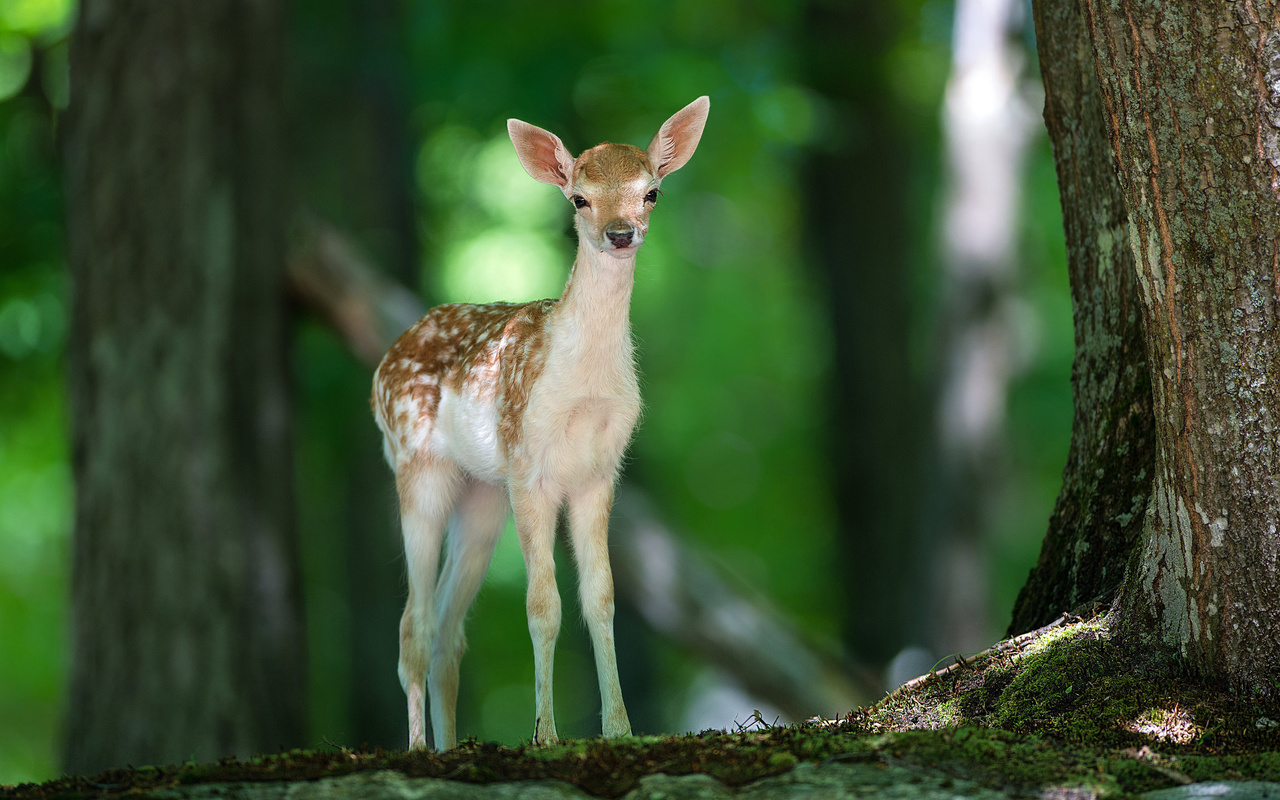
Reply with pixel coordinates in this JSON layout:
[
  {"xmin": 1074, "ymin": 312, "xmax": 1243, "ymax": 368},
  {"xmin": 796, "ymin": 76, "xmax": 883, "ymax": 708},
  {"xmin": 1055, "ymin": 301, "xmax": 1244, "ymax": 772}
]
[{"xmin": 518, "ymin": 356, "xmax": 641, "ymax": 487}]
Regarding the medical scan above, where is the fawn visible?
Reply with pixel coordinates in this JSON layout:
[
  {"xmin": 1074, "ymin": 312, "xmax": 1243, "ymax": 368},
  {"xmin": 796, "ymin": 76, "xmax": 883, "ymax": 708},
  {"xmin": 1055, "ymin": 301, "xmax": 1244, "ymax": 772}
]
[{"xmin": 372, "ymin": 97, "xmax": 710, "ymax": 750}]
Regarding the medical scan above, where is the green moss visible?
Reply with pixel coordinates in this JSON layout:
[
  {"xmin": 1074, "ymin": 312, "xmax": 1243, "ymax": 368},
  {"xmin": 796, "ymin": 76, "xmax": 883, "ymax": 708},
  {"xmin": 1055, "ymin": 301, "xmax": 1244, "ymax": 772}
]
[
  {"xmin": 991, "ymin": 630, "xmax": 1150, "ymax": 743},
  {"xmin": 873, "ymin": 727, "xmax": 1125, "ymax": 795},
  {"xmin": 766, "ymin": 751, "xmax": 798, "ymax": 770},
  {"xmin": 935, "ymin": 698, "xmax": 961, "ymax": 727},
  {"xmin": 12, "ymin": 619, "xmax": 1280, "ymax": 800}
]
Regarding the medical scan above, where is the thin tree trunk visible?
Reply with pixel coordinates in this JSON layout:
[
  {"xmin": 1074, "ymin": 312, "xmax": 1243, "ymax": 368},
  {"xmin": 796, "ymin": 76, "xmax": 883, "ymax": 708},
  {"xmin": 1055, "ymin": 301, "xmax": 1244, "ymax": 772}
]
[
  {"xmin": 1007, "ymin": 0, "xmax": 1154, "ymax": 635},
  {"xmin": 1082, "ymin": 0, "xmax": 1280, "ymax": 688},
  {"xmin": 343, "ymin": 0, "xmax": 420, "ymax": 749},
  {"xmin": 286, "ymin": 0, "xmax": 422, "ymax": 747},
  {"xmin": 929, "ymin": 0, "xmax": 1038, "ymax": 657},
  {"xmin": 63, "ymin": 0, "xmax": 305, "ymax": 773},
  {"xmin": 802, "ymin": 0, "xmax": 930, "ymax": 670}
]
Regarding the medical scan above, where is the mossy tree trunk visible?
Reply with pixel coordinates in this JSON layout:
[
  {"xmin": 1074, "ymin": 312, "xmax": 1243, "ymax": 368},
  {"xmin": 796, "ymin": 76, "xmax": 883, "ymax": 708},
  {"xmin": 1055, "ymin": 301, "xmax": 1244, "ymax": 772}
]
[
  {"xmin": 63, "ymin": 0, "xmax": 306, "ymax": 774},
  {"xmin": 1008, "ymin": 0, "xmax": 1155, "ymax": 635},
  {"xmin": 1079, "ymin": 0, "xmax": 1280, "ymax": 689}
]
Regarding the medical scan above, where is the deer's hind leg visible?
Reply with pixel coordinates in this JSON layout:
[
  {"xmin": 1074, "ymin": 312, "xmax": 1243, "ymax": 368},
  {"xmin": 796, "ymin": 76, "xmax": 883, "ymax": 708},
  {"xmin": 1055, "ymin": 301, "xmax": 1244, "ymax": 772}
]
[
  {"xmin": 397, "ymin": 456, "xmax": 462, "ymax": 750},
  {"xmin": 429, "ymin": 479, "xmax": 509, "ymax": 750}
]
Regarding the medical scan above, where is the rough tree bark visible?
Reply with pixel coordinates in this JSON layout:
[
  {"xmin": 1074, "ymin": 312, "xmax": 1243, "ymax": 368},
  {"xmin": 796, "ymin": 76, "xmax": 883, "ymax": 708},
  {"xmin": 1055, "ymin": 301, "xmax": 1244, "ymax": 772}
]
[
  {"xmin": 1007, "ymin": 0, "xmax": 1155, "ymax": 635},
  {"xmin": 63, "ymin": 0, "xmax": 305, "ymax": 774},
  {"xmin": 1080, "ymin": 0, "xmax": 1280, "ymax": 689}
]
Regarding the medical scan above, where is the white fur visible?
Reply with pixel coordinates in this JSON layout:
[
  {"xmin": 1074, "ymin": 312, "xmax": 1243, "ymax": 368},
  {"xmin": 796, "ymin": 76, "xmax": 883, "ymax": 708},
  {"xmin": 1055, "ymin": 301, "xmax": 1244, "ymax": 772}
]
[{"xmin": 435, "ymin": 388, "xmax": 505, "ymax": 484}]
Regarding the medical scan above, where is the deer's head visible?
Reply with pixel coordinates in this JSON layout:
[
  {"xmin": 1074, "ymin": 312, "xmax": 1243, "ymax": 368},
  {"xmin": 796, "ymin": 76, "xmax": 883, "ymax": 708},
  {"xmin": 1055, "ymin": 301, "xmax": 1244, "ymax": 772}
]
[{"xmin": 508, "ymin": 96, "xmax": 709, "ymax": 260}]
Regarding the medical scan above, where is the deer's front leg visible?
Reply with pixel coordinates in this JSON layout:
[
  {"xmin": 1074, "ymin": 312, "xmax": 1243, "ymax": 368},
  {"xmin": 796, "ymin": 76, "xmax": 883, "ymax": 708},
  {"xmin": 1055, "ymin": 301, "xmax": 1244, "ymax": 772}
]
[
  {"xmin": 512, "ymin": 482, "xmax": 561, "ymax": 745},
  {"xmin": 567, "ymin": 481, "xmax": 632, "ymax": 739}
]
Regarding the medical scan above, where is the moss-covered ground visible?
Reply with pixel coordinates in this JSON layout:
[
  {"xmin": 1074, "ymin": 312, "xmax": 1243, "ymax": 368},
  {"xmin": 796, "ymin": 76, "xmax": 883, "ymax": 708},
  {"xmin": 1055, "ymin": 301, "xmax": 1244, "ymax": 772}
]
[{"xmin": 8, "ymin": 613, "xmax": 1280, "ymax": 799}]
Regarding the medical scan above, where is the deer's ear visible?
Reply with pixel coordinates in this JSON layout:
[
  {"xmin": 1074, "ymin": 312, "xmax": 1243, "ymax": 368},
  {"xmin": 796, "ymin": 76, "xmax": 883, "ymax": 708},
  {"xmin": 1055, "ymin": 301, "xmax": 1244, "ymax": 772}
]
[
  {"xmin": 647, "ymin": 96, "xmax": 710, "ymax": 179},
  {"xmin": 508, "ymin": 119, "xmax": 576, "ymax": 192}
]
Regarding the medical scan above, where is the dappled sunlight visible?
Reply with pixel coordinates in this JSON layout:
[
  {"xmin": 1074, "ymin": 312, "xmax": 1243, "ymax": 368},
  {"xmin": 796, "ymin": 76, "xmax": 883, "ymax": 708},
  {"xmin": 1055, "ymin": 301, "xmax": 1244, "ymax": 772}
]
[
  {"xmin": 1124, "ymin": 706, "xmax": 1200, "ymax": 746},
  {"xmin": 440, "ymin": 230, "xmax": 564, "ymax": 304},
  {"xmin": 472, "ymin": 135, "xmax": 562, "ymax": 229},
  {"xmin": 0, "ymin": 0, "xmax": 74, "ymax": 35},
  {"xmin": 0, "ymin": 36, "xmax": 31, "ymax": 101},
  {"xmin": 420, "ymin": 128, "xmax": 570, "ymax": 304}
]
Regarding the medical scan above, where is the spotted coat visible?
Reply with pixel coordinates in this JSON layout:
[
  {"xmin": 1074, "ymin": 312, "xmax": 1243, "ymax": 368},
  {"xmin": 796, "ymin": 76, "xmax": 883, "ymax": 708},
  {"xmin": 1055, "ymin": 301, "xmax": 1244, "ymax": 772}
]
[{"xmin": 372, "ymin": 298, "xmax": 556, "ymax": 473}]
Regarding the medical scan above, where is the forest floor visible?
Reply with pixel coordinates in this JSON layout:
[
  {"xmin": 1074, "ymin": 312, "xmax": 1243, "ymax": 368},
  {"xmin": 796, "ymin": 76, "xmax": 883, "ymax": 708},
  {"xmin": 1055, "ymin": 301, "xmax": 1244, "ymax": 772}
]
[{"xmin": 8, "ymin": 612, "xmax": 1280, "ymax": 799}]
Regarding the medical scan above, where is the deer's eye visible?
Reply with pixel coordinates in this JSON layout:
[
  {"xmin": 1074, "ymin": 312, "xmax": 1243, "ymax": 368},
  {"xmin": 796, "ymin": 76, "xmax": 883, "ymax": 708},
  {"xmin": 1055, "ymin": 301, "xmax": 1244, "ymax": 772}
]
[
  {"xmin": 644, "ymin": 189, "xmax": 659, "ymax": 204},
  {"xmin": 572, "ymin": 195, "xmax": 589, "ymax": 209}
]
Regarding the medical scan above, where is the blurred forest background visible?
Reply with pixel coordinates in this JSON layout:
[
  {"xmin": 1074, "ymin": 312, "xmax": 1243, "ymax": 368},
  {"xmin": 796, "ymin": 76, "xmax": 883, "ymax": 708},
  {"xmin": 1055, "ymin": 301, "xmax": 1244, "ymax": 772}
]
[{"xmin": 0, "ymin": 0, "xmax": 1071, "ymax": 784}]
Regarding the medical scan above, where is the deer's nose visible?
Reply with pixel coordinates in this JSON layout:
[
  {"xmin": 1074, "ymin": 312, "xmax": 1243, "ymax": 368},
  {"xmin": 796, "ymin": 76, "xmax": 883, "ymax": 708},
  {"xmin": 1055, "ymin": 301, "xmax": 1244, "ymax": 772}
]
[{"xmin": 605, "ymin": 223, "xmax": 634, "ymax": 247}]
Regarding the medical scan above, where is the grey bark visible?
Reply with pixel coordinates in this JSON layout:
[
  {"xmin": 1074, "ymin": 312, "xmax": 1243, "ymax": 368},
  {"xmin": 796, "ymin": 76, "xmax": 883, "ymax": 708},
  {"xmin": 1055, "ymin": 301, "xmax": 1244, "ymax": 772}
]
[
  {"xmin": 1082, "ymin": 0, "xmax": 1280, "ymax": 688},
  {"xmin": 1008, "ymin": 0, "xmax": 1155, "ymax": 635},
  {"xmin": 63, "ymin": 0, "xmax": 305, "ymax": 773}
]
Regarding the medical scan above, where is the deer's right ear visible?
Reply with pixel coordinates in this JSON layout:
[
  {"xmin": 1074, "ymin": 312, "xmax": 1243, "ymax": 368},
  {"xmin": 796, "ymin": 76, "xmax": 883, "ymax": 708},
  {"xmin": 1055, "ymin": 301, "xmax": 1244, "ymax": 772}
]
[{"xmin": 508, "ymin": 119, "xmax": 576, "ymax": 193}]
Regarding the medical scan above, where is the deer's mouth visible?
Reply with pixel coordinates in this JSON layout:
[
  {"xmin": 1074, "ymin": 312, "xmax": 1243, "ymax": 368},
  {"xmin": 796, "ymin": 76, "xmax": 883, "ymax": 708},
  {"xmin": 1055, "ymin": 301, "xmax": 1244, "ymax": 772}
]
[{"xmin": 601, "ymin": 240, "xmax": 641, "ymax": 257}]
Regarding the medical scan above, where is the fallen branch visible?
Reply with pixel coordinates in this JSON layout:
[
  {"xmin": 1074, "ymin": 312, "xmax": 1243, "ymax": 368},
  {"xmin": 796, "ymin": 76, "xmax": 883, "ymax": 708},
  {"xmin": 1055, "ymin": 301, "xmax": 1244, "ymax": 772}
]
[
  {"xmin": 887, "ymin": 600, "xmax": 1111, "ymax": 699},
  {"xmin": 287, "ymin": 217, "xmax": 425, "ymax": 365},
  {"xmin": 286, "ymin": 217, "xmax": 881, "ymax": 720},
  {"xmin": 610, "ymin": 490, "xmax": 879, "ymax": 718}
]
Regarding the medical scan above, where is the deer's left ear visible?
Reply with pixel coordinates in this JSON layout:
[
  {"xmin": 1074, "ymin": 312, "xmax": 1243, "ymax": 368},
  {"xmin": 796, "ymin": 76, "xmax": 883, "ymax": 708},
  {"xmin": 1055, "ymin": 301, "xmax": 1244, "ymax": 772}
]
[
  {"xmin": 647, "ymin": 96, "xmax": 710, "ymax": 179},
  {"xmin": 508, "ymin": 119, "xmax": 577, "ymax": 194}
]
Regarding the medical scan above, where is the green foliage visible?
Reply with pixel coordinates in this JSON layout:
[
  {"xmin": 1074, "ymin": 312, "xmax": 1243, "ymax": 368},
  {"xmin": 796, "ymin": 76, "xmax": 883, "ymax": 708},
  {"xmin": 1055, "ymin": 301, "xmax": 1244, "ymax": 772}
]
[{"xmin": 0, "ymin": 21, "xmax": 70, "ymax": 781}]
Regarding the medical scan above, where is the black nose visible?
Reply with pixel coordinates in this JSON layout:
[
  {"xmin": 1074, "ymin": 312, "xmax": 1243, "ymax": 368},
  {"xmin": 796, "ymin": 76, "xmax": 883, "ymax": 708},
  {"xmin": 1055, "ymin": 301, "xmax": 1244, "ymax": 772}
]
[{"xmin": 606, "ymin": 226, "xmax": 634, "ymax": 247}]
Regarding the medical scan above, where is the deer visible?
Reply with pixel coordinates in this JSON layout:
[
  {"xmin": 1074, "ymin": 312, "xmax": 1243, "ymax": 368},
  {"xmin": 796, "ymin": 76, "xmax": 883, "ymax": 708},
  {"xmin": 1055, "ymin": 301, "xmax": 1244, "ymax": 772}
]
[{"xmin": 371, "ymin": 96, "xmax": 710, "ymax": 750}]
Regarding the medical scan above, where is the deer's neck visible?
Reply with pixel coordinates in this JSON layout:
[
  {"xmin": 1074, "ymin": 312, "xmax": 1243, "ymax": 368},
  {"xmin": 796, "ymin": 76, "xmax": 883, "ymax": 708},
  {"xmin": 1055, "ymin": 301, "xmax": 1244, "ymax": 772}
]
[{"xmin": 546, "ymin": 243, "xmax": 637, "ymax": 384}]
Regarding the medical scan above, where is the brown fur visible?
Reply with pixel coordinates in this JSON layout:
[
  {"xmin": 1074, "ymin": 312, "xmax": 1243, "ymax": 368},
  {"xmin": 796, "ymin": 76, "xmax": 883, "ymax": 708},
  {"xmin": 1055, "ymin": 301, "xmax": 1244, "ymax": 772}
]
[
  {"xmin": 574, "ymin": 143, "xmax": 653, "ymax": 187},
  {"xmin": 372, "ymin": 298, "xmax": 559, "ymax": 463}
]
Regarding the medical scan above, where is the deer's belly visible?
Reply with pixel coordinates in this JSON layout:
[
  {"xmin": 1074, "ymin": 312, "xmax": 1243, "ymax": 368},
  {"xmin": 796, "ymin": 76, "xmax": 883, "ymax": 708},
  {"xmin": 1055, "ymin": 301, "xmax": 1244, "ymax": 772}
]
[{"xmin": 435, "ymin": 387, "xmax": 505, "ymax": 483}]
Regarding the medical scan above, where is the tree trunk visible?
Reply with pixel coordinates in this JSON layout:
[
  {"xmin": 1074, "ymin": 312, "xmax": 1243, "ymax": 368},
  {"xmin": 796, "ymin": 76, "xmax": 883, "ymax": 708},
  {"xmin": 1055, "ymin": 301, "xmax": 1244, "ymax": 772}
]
[
  {"xmin": 63, "ymin": 0, "xmax": 305, "ymax": 774},
  {"xmin": 1007, "ymin": 0, "xmax": 1155, "ymax": 635},
  {"xmin": 1083, "ymin": 0, "xmax": 1280, "ymax": 688},
  {"xmin": 929, "ymin": 0, "xmax": 1038, "ymax": 656},
  {"xmin": 802, "ymin": 0, "xmax": 931, "ymax": 671},
  {"xmin": 287, "ymin": 0, "xmax": 422, "ymax": 750}
]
